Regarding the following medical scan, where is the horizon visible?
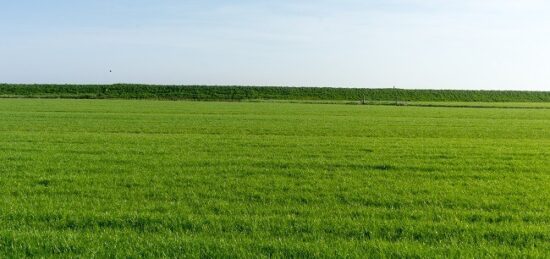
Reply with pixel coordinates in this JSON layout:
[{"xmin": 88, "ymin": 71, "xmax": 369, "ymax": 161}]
[
  {"xmin": 2, "ymin": 1, "xmax": 550, "ymax": 91},
  {"xmin": 2, "ymin": 83, "xmax": 550, "ymax": 92}
]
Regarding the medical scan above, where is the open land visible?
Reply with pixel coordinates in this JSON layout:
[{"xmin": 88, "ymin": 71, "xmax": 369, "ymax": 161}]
[{"xmin": 1, "ymin": 98, "xmax": 549, "ymax": 257}]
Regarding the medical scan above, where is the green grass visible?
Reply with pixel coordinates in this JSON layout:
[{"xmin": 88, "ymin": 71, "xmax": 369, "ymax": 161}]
[
  {"xmin": 403, "ymin": 101, "xmax": 550, "ymax": 109},
  {"xmin": 1, "ymin": 99, "xmax": 549, "ymax": 257},
  {"xmin": 257, "ymin": 100, "xmax": 550, "ymax": 109},
  {"xmin": 2, "ymin": 84, "xmax": 550, "ymax": 102}
]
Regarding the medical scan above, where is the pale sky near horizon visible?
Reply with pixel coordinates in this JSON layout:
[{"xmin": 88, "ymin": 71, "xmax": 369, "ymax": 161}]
[{"xmin": 1, "ymin": 0, "xmax": 550, "ymax": 90}]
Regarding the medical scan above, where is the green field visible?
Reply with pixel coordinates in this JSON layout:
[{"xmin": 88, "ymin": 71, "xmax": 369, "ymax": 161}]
[{"xmin": 1, "ymin": 99, "xmax": 549, "ymax": 257}]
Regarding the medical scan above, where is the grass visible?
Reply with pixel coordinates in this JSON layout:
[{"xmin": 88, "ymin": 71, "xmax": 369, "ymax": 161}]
[
  {"xmin": 1, "ymin": 98, "xmax": 549, "ymax": 257},
  {"xmin": 403, "ymin": 101, "xmax": 550, "ymax": 109},
  {"xmin": 256, "ymin": 99, "xmax": 550, "ymax": 109},
  {"xmin": 1, "ymin": 84, "xmax": 550, "ymax": 102}
]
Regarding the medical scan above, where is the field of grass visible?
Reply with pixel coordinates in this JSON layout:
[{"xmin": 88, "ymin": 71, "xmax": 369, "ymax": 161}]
[
  {"xmin": 404, "ymin": 101, "xmax": 550, "ymax": 109},
  {"xmin": 258, "ymin": 100, "xmax": 550, "ymax": 109},
  {"xmin": 1, "ymin": 99, "xmax": 549, "ymax": 257}
]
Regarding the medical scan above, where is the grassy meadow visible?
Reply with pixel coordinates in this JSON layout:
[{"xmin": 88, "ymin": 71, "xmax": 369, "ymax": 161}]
[{"xmin": 1, "ymin": 99, "xmax": 549, "ymax": 257}]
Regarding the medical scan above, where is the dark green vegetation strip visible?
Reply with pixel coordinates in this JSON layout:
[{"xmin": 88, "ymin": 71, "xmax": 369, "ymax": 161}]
[
  {"xmin": 1, "ymin": 99, "xmax": 549, "ymax": 257},
  {"xmin": 1, "ymin": 84, "xmax": 550, "ymax": 102}
]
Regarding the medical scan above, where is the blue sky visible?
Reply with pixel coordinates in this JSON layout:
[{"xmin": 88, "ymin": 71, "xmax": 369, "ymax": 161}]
[{"xmin": 1, "ymin": 0, "xmax": 550, "ymax": 90}]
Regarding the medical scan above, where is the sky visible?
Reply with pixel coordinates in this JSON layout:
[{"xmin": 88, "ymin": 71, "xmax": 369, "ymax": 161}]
[{"xmin": 1, "ymin": 0, "xmax": 550, "ymax": 90}]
